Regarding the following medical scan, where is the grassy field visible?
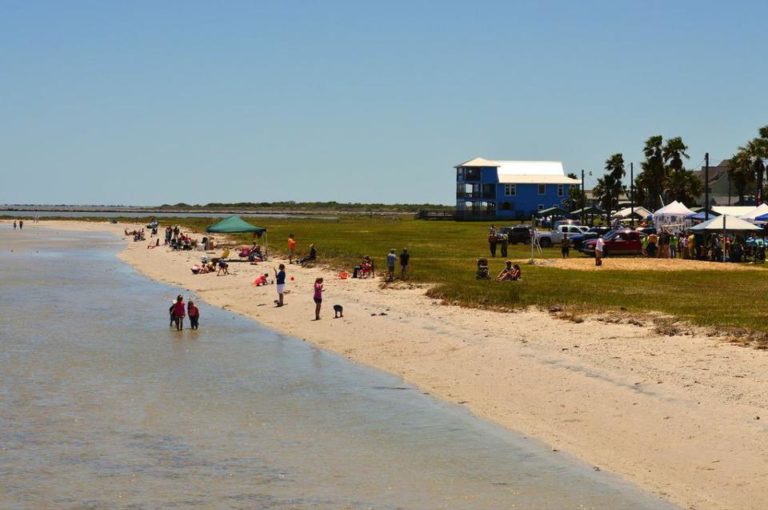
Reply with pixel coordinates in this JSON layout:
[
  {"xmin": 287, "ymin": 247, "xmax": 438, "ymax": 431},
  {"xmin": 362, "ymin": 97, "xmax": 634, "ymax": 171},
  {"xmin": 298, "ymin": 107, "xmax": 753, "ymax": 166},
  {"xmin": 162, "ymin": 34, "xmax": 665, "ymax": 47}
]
[{"xmin": 143, "ymin": 215, "xmax": 768, "ymax": 333}]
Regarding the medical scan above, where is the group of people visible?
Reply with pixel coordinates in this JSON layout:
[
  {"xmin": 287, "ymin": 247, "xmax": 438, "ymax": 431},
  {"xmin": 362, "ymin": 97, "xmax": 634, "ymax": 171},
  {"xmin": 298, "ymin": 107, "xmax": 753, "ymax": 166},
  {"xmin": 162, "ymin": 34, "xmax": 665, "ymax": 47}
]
[
  {"xmin": 386, "ymin": 248, "xmax": 409, "ymax": 281},
  {"xmin": 12, "ymin": 219, "xmax": 24, "ymax": 230},
  {"xmin": 487, "ymin": 225, "xmax": 510, "ymax": 257},
  {"xmin": 169, "ymin": 295, "xmax": 200, "ymax": 331}
]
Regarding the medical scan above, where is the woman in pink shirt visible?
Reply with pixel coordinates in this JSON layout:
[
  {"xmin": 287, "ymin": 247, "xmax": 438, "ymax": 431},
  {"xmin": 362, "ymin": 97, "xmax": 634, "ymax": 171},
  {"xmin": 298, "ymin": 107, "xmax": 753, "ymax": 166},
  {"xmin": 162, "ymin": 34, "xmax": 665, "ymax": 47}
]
[
  {"xmin": 172, "ymin": 295, "xmax": 186, "ymax": 331},
  {"xmin": 313, "ymin": 277, "xmax": 324, "ymax": 320}
]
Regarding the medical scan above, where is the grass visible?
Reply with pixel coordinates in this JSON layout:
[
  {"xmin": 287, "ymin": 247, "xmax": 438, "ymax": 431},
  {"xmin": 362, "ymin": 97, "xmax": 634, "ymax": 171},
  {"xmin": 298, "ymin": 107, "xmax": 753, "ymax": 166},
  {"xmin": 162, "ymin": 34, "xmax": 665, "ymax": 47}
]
[{"xmin": 110, "ymin": 215, "xmax": 768, "ymax": 333}]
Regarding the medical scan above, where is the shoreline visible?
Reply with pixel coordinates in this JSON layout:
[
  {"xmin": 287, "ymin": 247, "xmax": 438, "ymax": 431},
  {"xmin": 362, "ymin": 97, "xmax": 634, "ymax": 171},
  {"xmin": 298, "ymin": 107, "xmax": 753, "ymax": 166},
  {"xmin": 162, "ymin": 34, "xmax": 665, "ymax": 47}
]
[{"xmin": 20, "ymin": 220, "xmax": 768, "ymax": 510}]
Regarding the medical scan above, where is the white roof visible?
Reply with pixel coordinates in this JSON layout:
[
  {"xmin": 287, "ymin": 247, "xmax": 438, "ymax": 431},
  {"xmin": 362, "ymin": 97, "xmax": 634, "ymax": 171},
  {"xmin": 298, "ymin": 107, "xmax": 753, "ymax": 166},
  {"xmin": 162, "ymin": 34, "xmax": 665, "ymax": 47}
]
[
  {"xmin": 653, "ymin": 201, "xmax": 695, "ymax": 217},
  {"xmin": 613, "ymin": 206, "xmax": 652, "ymax": 219},
  {"xmin": 738, "ymin": 203, "xmax": 768, "ymax": 220},
  {"xmin": 456, "ymin": 157, "xmax": 579, "ymax": 184},
  {"xmin": 456, "ymin": 157, "xmax": 500, "ymax": 168},
  {"xmin": 690, "ymin": 215, "xmax": 762, "ymax": 231},
  {"xmin": 712, "ymin": 205, "xmax": 755, "ymax": 217},
  {"xmin": 498, "ymin": 174, "xmax": 581, "ymax": 184}
]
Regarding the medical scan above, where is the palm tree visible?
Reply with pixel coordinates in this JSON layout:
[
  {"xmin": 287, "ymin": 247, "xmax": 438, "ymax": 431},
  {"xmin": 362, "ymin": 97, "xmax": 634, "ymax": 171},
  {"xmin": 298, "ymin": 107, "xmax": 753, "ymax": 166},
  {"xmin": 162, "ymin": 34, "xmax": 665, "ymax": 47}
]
[
  {"xmin": 596, "ymin": 153, "xmax": 626, "ymax": 221},
  {"xmin": 662, "ymin": 137, "xmax": 689, "ymax": 174},
  {"xmin": 640, "ymin": 136, "xmax": 665, "ymax": 210},
  {"xmin": 741, "ymin": 139, "xmax": 768, "ymax": 204},
  {"xmin": 728, "ymin": 150, "xmax": 754, "ymax": 204}
]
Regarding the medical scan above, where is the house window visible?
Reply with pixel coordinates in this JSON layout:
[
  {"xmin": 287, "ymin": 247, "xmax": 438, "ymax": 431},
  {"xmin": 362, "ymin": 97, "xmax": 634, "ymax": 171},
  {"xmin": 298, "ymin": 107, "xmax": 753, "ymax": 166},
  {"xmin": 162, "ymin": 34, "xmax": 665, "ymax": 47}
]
[
  {"xmin": 557, "ymin": 184, "xmax": 564, "ymax": 197},
  {"xmin": 538, "ymin": 204, "xmax": 544, "ymax": 210},
  {"xmin": 504, "ymin": 184, "xmax": 516, "ymax": 196},
  {"xmin": 538, "ymin": 184, "xmax": 546, "ymax": 195}
]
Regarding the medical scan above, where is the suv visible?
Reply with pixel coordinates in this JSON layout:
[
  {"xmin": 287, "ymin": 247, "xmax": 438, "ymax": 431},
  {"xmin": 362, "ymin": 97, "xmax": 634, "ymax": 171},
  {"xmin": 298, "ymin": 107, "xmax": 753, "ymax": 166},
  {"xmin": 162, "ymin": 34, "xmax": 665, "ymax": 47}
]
[
  {"xmin": 499, "ymin": 225, "xmax": 532, "ymax": 245},
  {"xmin": 535, "ymin": 224, "xmax": 590, "ymax": 248}
]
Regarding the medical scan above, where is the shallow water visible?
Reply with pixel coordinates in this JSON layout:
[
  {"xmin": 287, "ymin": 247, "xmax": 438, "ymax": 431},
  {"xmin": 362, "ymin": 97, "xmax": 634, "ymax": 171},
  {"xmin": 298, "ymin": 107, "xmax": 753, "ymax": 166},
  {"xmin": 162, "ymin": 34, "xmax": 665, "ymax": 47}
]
[{"xmin": 0, "ymin": 228, "xmax": 677, "ymax": 509}]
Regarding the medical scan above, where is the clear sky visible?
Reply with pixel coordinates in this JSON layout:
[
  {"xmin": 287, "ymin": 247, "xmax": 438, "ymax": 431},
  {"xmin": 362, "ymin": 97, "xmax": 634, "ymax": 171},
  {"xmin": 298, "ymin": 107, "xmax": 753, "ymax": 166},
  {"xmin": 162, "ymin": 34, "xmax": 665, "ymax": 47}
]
[{"xmin": 1, "ymin": 0, "xmax": 766, "ymax": 206}]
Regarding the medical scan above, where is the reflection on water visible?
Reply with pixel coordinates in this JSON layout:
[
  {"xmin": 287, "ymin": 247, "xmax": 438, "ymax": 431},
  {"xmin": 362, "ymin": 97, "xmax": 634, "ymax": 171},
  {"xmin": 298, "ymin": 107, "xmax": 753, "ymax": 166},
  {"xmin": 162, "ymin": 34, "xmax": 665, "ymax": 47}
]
[{"xmin": 0, "ymin": 229, "xmax": 677, "ymax": 509}]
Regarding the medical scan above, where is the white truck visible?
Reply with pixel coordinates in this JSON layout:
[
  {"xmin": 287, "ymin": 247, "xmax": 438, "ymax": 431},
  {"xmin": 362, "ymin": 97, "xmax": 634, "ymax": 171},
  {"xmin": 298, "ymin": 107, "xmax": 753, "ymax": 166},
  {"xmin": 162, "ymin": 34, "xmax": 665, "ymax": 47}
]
[{"xmin": 534, "ymin": 224, "xmax": 590, "ymax": 248}]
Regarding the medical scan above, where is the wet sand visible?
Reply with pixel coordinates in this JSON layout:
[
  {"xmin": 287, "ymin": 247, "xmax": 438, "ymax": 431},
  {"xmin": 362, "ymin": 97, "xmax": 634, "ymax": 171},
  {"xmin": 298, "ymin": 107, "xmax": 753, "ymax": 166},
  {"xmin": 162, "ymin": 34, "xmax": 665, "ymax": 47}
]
[{"xmin": 18, "ymin": 220, "xmax": 768, "ymax": 510}]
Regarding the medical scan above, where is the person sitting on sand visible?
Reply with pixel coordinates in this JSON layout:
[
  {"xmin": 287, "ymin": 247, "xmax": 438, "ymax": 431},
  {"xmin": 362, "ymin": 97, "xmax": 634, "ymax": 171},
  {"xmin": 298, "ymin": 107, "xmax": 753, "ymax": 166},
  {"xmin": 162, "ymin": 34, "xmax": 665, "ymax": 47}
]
[{"xmin": 299, "ymin": 244, "xmax": 317, "ymax": 266}]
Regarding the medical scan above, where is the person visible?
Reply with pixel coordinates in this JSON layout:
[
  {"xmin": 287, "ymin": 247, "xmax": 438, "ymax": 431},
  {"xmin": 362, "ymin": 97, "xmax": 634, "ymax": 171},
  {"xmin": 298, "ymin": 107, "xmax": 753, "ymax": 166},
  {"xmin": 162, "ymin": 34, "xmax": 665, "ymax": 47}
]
[
  {"xmin": 19, "ymin": 219, "xmax": 23, "ymax": 230},
  {"xmin": 496, "ymin": 260, "xmax": 521, "ymax": 281},
  {"xmin": 313, "ymin": 277, "xmax": 324, "ymax": 320},
  {"xmin": 13, "ymin": 220, "xmax": 17, "ymax": 230},
  {"xmin": 217, "ymin": 259, "xmax": 229, "ymax": 276},
  {"xmin": 647, "ymin": 232, "xmax": 658, "ymax": 258},
  {"xmin": 561, "ymin": 235, "xmax": 570, "ymax": 258},
  {"xmin": 288, "ymin": 234, "xmax": 297, "ymax": 264},
  {"xmin": 274, "ymin": 263, "xmax": 286, "ymax": 307},
  {"xmin": 386, "ymin": 249, "xmax": 396, "ymax": 281},
  {"xmin": 399, "ymin": 248, "xmax": 410, "ymax": 279},
  {"xmin": 253, "ymin": 273, "xmax": 269, "ymax": 286},
  {"xmin": 488, "ymin": 226, "xmax": 498, "ymax": 257},
  {"xmin": 499, "ymin": 232, "xmax": 508, "ymax": 258},
  {"xmin": 169, "ymin": 299, "xmax": 176, "ymax": 327},
  {"xmin": 511, "ymin": 264, "xmax": 522, "ymax": 280},
  {"xmin": 595, "ymin": 235, "xmax": 605, "ymax": 266},
  {"xmin": 171, "ymin": 295, "xmax": 186, "ymax": 331},
  {"xmin": 299, "ymin": 244, "xmax": 317, "ymax": 266},
  {"xmin": 188, "ymin": 300, "xmax": 200, "ymax": 330}
]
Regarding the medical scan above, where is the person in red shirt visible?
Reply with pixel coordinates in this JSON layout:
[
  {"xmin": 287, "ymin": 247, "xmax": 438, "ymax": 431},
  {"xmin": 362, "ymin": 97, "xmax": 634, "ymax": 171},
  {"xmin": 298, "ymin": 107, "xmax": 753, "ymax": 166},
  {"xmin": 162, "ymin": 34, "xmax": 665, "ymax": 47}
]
[
  {"xmin": 187, "ymin": 300, "xmax": 200, "ymax": 330},
  {"xmin": 172, "ymin": 295, "xmax": 186, "ymax": 331}
]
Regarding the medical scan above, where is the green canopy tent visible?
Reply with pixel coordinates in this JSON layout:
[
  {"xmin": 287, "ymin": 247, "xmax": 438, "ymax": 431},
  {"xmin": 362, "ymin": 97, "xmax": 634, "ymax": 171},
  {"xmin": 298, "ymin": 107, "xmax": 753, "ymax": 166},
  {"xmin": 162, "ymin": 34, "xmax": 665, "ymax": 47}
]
[
  {"xmin": 206, "ymin": 216, "xmax": 268, "ymax": 258},
  {"xmin": 535, "ymin": 206, "xmax": 570, "ymax": 218},
  {"xmin": 570, "ymin": 205, "xmax": 605, "ymax": 226}
]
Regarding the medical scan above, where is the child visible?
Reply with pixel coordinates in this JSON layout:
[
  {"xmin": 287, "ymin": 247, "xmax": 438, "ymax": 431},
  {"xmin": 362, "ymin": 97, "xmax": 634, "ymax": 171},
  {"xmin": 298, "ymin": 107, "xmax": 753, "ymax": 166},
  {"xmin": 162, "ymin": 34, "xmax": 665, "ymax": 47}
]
[
  {"xmin": 188, "ymin": 300, "xmax": 200, "ymax": 330},
  {"xmin": 253, "ymin": 273, "xmax": 269, "ymax": 286},
  {"xmin": 172, "ymin": 295, "xmax": 186, "ymax": 331},
  {"xmin": 333, "ymin": 304, "xmax": 344, "ymax": 318},
  {"xmin": 313, "ymin": 277, "xmax": 323, "ymax": 320},
  {"xmin": 274, "ymin": 264, "xmax": 286, "ymax": 307}
]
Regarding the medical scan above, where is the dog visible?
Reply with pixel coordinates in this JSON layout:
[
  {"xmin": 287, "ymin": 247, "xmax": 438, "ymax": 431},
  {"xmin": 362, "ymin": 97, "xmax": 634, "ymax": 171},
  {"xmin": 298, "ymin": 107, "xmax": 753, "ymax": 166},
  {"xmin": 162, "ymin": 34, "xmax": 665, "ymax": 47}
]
[{"xmin": 333, "ymin": 304, "xmax": 344, "ymax": 318}]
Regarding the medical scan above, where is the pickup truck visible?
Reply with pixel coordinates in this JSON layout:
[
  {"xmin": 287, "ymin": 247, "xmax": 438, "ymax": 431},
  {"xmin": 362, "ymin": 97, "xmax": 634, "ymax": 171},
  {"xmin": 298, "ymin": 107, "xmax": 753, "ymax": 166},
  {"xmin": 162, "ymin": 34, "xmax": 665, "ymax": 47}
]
[
  {"xmin": 580, "ymin": 230, "xmax": 643, "ymax": 257},
  {"xmin": 534, "ymin": 224, "xmax": 590, "ymax": 248}
]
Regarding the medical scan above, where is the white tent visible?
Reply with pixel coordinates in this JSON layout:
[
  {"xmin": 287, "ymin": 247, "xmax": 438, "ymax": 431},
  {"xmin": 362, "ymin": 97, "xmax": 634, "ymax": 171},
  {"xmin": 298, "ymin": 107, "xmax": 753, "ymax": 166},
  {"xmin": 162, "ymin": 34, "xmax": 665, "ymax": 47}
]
[
  {"xmin": 712, "ymin": 205, "xmax": 755, "ymax": 217},
  {"xmin": 690, "ymin": 215, "xmax": 762, "ymax": 232},
  {"xmin": 613, "ymin": 206, "xmax": 652, "ymax": 220},
  {"xmin": 652, "ymin": 201, "xmax": 695, "ymax": 232},
  {"xmin": 738, "ymin": 203, "xmax": 768, "ymax": 222}
]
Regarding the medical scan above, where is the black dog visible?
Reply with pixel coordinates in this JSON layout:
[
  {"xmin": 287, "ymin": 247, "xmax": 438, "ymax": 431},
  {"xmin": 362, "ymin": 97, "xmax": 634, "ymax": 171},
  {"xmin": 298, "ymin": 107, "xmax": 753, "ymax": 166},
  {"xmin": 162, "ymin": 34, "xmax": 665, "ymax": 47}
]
[{"xmin": 333, "ymin": 304, "xmax": 344, "ymax": 318}]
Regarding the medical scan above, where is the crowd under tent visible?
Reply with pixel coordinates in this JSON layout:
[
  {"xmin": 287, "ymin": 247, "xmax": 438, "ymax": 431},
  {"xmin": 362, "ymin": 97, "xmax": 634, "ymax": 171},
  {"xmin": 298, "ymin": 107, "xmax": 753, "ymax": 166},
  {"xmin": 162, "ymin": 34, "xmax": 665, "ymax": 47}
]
[{"xmin": 652, "ymin": 201, "xmax": 695, "ymax": 232}]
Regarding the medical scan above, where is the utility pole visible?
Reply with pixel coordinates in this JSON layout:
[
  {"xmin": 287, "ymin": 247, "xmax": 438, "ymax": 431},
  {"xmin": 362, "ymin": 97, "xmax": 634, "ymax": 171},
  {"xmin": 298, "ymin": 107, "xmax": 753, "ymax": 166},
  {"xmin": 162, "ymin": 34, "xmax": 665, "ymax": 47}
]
[
  {"xmin": 581, "ymin": 169, "xmax": 585, "ymax": 225},
  {"xmin": 630, "ymin": 162, "xmax": 635, "ymax": 228},
  {"xmin": 705, "ymin": 153, "xmax": 710, "ymax": 221}
]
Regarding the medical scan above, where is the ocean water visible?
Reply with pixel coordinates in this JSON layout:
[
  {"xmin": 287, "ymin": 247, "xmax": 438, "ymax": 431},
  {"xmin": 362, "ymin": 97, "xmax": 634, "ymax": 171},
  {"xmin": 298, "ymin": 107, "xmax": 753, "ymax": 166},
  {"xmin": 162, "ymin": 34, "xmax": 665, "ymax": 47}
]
[{"xmin": 0, "ymin": 228, "xmax": 677, "ymax": 509}]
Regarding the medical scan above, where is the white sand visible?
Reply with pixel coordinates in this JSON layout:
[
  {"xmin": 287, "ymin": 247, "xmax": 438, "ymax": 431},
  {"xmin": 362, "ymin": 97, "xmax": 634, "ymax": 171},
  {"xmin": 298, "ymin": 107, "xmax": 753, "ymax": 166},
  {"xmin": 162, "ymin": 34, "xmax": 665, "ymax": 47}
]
[{"xmin": 22, "ymin": 220, "xmax": 768, "ymax": 510}]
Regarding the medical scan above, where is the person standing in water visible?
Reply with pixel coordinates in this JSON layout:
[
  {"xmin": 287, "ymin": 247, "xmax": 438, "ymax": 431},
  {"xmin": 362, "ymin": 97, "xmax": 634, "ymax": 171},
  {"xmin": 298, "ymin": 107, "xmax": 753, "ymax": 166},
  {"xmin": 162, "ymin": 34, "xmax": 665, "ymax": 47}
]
[
  {"xmin": 313, "ymin": 277, "xmax": 323, "ymax": 320},
  {"xmin": 171, "ymin": 295, "xmax": 186, "ymax": 331},
  {"xmin": 187, "ymin": 300, "xmax": 200, "ymax": 330}
]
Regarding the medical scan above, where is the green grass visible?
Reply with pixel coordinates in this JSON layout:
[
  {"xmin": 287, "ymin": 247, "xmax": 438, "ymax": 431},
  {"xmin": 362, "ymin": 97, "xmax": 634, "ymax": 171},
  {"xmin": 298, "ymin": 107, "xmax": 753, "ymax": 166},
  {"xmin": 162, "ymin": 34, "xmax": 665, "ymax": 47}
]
[{"xmin": 124, "ymin": 215, "xmax": 768, "ymax": 333}]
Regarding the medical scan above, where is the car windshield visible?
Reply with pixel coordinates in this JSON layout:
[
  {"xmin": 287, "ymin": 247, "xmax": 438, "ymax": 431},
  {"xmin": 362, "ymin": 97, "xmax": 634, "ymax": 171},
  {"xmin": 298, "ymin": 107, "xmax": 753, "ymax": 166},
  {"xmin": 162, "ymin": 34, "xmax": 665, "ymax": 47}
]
[{"xmin": 603, "ymin": 230, "xmax": 623, "ymax": 240}]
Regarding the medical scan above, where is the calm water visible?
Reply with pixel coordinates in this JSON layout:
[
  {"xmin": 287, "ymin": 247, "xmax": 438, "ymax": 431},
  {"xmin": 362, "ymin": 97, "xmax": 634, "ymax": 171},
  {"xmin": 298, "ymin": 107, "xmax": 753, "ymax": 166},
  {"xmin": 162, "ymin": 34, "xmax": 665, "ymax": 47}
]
[
  {"xmin": 0, "ymin": 228, "xmax": 677, "ymax": 509},
  {"xmin": 0, "ymin": 210, "xmax": 337, "ymax": 220}
]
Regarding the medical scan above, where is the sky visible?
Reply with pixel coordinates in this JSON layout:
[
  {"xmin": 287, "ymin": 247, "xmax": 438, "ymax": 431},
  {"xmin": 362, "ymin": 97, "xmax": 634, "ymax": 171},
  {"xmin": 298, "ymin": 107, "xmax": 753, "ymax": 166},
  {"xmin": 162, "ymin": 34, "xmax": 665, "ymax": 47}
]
[{"xmin": 1, "ymin": 0, "xmax": 767, "ymax": 206}]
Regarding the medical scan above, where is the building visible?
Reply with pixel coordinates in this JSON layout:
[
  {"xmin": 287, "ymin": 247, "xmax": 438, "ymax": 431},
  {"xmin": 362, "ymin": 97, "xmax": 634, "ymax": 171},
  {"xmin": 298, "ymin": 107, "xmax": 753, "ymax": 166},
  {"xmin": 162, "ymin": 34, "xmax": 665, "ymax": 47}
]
[{"xmin": 455, "ymin": 157, "xmax": 581, "ymax": 219}]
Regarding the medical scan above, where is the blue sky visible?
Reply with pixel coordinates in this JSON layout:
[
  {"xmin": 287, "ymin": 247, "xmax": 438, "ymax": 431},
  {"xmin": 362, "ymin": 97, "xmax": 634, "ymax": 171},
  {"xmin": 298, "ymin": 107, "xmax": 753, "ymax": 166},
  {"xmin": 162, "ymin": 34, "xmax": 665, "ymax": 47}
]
[{"xmin": 1, "ymin": 0, "xmax": 766, "ymax": 205}]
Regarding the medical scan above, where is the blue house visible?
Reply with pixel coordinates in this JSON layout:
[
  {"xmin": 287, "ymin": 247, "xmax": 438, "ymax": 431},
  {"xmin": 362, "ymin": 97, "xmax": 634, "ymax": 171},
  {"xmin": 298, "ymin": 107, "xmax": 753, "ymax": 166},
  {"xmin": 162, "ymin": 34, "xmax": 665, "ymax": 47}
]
[{"xmin": 455, "ymin": 157, "xmax": 580, "ymax": 219}]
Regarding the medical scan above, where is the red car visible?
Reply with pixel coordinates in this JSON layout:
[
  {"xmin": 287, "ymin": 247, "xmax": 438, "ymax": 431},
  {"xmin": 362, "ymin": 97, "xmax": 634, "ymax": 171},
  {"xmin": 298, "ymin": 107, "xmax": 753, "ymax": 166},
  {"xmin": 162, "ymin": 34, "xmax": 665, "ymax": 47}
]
[{"xmin": 580, "ymin": 230, "xmax": 643, "ymax": 257}]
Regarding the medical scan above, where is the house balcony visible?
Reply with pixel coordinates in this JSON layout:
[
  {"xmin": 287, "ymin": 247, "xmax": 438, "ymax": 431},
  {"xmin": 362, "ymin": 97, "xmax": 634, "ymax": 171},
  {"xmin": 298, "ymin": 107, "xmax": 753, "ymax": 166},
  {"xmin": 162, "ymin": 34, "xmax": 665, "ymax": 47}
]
[{"xmin": 456, "ymin": 191, "xmax": 496, "ymax": 199}]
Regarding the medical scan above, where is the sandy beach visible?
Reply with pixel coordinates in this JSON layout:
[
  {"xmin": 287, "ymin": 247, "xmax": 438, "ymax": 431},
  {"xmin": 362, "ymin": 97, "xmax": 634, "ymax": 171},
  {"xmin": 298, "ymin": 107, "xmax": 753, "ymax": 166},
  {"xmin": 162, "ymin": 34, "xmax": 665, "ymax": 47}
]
[{"xmin": 20, "ymin": 220, "xmax": 768, "ymax": 510}]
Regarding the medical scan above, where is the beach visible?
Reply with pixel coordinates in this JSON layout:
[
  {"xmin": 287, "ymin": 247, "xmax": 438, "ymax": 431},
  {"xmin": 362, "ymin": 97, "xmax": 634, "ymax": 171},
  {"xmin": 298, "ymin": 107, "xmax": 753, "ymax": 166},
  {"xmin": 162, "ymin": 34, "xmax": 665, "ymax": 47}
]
[{"xmin": 23, "ymin": 220, "xmax": 768, "ymax": 510}]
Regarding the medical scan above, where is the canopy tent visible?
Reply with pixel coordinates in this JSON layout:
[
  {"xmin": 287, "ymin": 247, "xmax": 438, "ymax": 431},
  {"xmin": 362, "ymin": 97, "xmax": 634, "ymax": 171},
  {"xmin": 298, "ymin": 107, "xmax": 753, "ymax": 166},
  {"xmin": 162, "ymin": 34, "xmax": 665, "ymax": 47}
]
[
  {"xmin": 206, "ymin": 216, "xmax": 268, "ymax": 257},
  {"xmin": 686, "ymin": 209, "xmax": 721, "ymax": 221},
  {"xmin": 536, "ymin": 206, "xmax": 570, "ymax": 217},
  {"xmin": 754, "ymin": 212, "xmax": 768, "ymax": 222},
  {"xmin": 690, "ymin": 215, "xmax": 761, "ymax": 232},
  {"xmin": 739, "ymin": 203, "xmax": 768, "ymax": 222},
  {"xmin": 652, "ymin": 201, "xmax": 695, "ymax": 232},
  {"xmin": 206, "ymin": 215, "xmax": 266, "ymax": 234},
  {"xmin": 570, "ymin": 205, "xmax": 604, "ymax": 215},
  {"xmin": 712, "ymin": 205, "xmax": 755, "ymax": 217},
  {"xmin": 612, "ymin": 206, "xmax": 652, "ymax": 220}
]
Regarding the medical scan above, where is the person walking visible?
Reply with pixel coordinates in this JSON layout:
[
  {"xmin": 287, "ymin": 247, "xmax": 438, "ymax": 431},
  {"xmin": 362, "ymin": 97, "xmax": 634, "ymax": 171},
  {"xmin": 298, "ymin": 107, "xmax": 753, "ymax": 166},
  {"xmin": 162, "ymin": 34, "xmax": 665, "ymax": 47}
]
[
  {"xmin": 399, "ymin": 248, "xmax": 410, "ymax": 279},
  {"xmin": 595, "ymin": 235, "xmax": 605, "ymax": 267},
  {"xmin": 313, "ymin": 277, "xmax": 324, "ymax": 320},
  {"xmin": 13, "ymin": 220, "xmax": 17, "ymax": 230},
  {"xmin": 561, "ymin": 235, "xmax": 570, "ymax": 258},
  {"xmin": 18, "ymin": 219, "xmax": 23, "ymax": 230},
  {"xmin": 274, "ymin": 263, "xmax": 286, "ymax": 307},
  {"xmin": 488, "ymin": 226, "xmax": 498, "ymax": 257},
  {"xmin": 171, "ymin": 295, "xmax": 186, "ymax": 331},
  {"xmin": 288, "ymin": 234, "xmax": 297, "ymax": 264},
  {"xmin": 187, "ymin": 300, "xmax": 200, "ymax": 330},
  {"xmin": 499, "ymin": 232, "xmax": 509, "ymax": 258}
]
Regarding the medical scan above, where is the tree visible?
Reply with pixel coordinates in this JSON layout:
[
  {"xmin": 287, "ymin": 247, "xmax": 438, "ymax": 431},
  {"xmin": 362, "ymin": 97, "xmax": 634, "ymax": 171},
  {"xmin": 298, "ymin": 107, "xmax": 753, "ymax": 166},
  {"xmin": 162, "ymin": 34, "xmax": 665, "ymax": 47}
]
[
  {"xmin": 661, "ymin": 136, "xmax": 700, "ymax": 204},
  {"xmin": 593, "ymin": 153, "xmax": 626, "ymax": 222},
  {"xmin": 567, "ymin": 172, "xmax": 583, "ymax": 212},
  {"xmin": 638, "ymin": 136, "xmax": 665, "ymax": 210},
  {"xmin": 728, "ymin": 150, "xmax": 754, "ymax": 204},
  {"xmin": 740, "ymin": 138, "xmax": 768, "ymax": 204}
]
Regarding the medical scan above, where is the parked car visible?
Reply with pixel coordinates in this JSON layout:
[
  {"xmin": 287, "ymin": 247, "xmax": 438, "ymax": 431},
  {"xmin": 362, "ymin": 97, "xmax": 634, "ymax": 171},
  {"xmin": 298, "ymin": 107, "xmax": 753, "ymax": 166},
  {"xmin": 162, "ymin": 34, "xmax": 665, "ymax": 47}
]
[
  {"xmin": 580, "ymin": 230, "xmax": 643, "ymax": 257},
  {"xmin": 569, "ymin": 226, "xmax": 613, "ymax": 249},
  {"xmin": 535, "ymin": 224, "xmax": 590, "ymax": 248},
  {"xmin": 499, "ymin": 225, "xmax": 532, "ymax": 244}
]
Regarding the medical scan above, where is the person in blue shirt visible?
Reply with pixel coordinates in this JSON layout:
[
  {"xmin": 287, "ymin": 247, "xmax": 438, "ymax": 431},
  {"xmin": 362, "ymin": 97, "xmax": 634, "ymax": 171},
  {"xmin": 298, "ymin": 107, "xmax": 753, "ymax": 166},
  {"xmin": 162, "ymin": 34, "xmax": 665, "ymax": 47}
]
[
  {"xmin": 273, "ymin": 263, "xmax": 286, "ymax": 307},
  {"xmin": 386, "ymin": 249, "xmax": 397, "ymax": 281}
]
